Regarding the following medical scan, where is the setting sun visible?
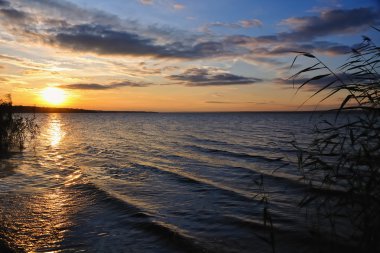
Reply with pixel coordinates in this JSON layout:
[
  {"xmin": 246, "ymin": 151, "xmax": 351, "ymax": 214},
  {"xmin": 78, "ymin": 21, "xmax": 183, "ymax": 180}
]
[
  {"xmin": 41, "ymin": 87, "xmax": 66, "ymax": 105},
  {"xmin": 0, "ymin": 0, "xmax": 379, "ymax": 251}
]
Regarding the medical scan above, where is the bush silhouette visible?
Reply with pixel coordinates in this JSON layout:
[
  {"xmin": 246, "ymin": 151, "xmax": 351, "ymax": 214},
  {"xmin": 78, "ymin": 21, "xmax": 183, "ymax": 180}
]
[{"xmin": 0, "ymin": 95, "xmax": 38, "ymax": 153}]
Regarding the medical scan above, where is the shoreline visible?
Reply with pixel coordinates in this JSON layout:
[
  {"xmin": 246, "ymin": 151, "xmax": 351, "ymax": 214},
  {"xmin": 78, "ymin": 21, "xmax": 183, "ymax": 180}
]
[
  {"xmin": 12, "ymin": 105, "xmax": 366, "ymax": 114},
  {"xmin": 12, "ymin": 106, "xmax": 156, "ymax": 114}
]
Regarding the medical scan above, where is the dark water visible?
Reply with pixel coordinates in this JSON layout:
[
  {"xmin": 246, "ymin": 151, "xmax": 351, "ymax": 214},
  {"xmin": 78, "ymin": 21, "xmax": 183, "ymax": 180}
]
[{"xmin": 0, "ymin": 112, "xmax": 331, "ymax": 252}]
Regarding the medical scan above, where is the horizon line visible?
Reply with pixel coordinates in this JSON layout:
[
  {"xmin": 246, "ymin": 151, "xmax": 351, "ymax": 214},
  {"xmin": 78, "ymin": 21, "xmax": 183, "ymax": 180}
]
[{"xmin": 11, "ymin": 105, "xmax": 344, "ymax": 114}]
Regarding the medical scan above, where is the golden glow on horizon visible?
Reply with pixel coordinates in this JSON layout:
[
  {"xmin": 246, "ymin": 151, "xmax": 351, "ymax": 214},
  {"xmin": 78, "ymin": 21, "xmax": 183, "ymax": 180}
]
[{"xmin": 41, "ymin": 87, "xmax": 67, "ymax": 106}]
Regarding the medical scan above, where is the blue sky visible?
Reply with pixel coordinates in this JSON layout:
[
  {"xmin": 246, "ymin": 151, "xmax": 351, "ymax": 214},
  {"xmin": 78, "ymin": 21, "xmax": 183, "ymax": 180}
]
[
  {"xmin": 0, "ymin": 0, "xmax": 379, "ymax": 111},
  {"xmin": 71, "ymin": 0, "xmax": 378, "ymax": 34}
]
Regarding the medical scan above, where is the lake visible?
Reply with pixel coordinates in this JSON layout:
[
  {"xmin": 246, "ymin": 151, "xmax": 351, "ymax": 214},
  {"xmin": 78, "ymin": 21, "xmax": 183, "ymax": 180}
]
[{"xmin": 0, "ymin": 112, "xmax": 333, "ymax": 252}]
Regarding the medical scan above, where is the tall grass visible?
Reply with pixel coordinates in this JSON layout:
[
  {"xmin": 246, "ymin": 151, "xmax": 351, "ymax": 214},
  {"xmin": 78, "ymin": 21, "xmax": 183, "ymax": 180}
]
[
  {"xmin": 291, "ymin": 35, "xmax": 380, "ymax": 252},
  {"xmin": 255, "ymin": 174, "xmax": 276, "ymax": 253},
  {"xmin": 0, "ymin": 95, "xmax": 38, "ymax": 154}
]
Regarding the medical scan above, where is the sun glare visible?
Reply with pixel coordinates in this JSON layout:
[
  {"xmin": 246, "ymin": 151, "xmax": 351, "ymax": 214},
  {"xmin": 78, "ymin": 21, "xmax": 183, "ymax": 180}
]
[{"xmin": 41, "ymin": 87, "xmax": 66, "ymax": 105}]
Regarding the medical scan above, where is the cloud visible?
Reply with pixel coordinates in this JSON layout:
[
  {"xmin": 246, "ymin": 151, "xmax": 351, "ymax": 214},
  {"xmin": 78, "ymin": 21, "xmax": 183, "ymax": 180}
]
[
  {"xmin": 0, "ymin": 4, "xmax": 33, "ymax": 28},
  {"xmin": 0, "ymin": 0, "xmax": 9, "ymax": 6},
  {"xmin": 0, "ymin": 54, "xmax": 23, "ymax": 62},
  {"xmin": 0, "ymin": 1, "xmax": 232, "ymax": 59},
  {"xmin": 138, "ymin": 1, "xmax": 184, "ymax": 10},
  {"xmin": 0, "ymin": 7, "xmax": 28, "ymax": 20},
  {"xmin": 51, "ymin": 24, "xmax": 231, "ymax": 58},
  {"xmin": 239, "ymin": 19, "xmax": 263, "ymax": 28},
  {"xmin": 274, "ymin": 73, "xmax": 351, "ymax": 91},
  {"xmin": 54, "ymin": 25, "xmax": 167, "ymax": 56},
  {"xmin": 256, "ymin": 41, "xmax": 351, "ymax": 56},
  {"xmin": 221, "ymin": 8, "xmax": 378, "ymax": 61},
  {"xmin": 15, "ymin": 0, "xmax": 124, "ymax": 27},
  {"xmin": 202, "ymin": 19, "xmax": 262, "ymax": 33},
  {"xmin": 0, "ymin": 76, "xmax": 7, "ymax": 82},
  {"xmin": 224, "ymin": 33, "xmax": 353, "ymax": 60},
  {"xmin": 205, "ymin": 101, "xmax": 256, "ymax": 104},
  {"xmin": 313, "ymin": 41, "xmax": 352, "ymax": 55},
  {"xmin": 173, "ymin": 3, "xmax": 185, "ymax": 10},
  {"xmin": 279, "ymin": 7, "xmax": 380, "ymax": 41},
  {"xmin": 139, "ymin": 0, "xmax": 154, "ymax": 5},
  {"xmin": 0, "ymin": 0, "xmax": 376, "ymax": 76},
  {"xmin": 168, "ymin": 68, "xmax": 262, "ymax": 86},
  {"xmin": 60, "ymin": 80, "xmax": 149, "ymax": 90}
]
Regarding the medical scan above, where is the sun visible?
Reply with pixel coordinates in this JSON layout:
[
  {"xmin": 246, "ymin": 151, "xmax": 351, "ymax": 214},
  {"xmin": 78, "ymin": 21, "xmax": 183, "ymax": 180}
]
[{"xmin": 41, "ymin": 87, "xmax": 66, "ymax": 105}]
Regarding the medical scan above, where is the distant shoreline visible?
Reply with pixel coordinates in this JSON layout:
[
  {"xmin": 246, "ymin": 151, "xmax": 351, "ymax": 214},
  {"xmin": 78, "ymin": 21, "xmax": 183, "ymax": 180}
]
[
  {"xmin": 12, "ymin": 105, "xmax": 367, "ymax": 114},
  {"xmin": 12, "ymin": 106, "xmax": 157, "ymax": 114}
]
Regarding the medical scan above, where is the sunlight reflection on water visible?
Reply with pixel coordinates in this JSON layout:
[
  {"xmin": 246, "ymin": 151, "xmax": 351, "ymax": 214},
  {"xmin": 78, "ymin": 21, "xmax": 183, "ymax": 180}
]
[
  {"xmin": 0, "ymin": 114, "xmax": 86, "ymax": 252},
  {"xmin": 0, "ymin": 188, "xmax": 79, "ymax": 252},
  {"xmin": 46, "ymin": 114, "xmax": 65, "ymax": 147}
]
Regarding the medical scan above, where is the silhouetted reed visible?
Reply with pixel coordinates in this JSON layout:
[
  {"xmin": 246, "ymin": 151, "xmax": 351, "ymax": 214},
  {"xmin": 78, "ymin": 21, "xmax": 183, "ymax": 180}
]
[
  {"xmin": 254, "ymin": 174, "xmax": 276, "ymax": 253},
  {"xmin": 0, "ymin": 95, "xmax": 38, "ymax": 154},
  {"xmin": 291, "ymin": 34, "xmax": 380, "ymax": 252}
]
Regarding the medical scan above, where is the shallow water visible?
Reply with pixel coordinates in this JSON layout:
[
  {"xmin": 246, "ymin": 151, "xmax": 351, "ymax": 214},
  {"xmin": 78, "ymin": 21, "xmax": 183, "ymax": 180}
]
[{"xmin": 0, "ymin": 112, "xmax": 332, "ymax": 252}]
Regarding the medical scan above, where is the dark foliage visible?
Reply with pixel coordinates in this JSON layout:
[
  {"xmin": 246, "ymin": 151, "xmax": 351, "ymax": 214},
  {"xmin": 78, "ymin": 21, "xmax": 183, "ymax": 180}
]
[
  {"xmin": 0, "ymin": 95, "xmax": 38, "ymax": 153},
  {"xmin": 291, "ymin": 35, "xmax": 380, "ymax": 252}
]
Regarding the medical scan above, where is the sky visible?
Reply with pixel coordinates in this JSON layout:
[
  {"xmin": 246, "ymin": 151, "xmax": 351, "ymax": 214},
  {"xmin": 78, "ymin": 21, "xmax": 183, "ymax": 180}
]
[{"xmin": 0, "ymin": 0, "xmax": 379, "ymax": 111}]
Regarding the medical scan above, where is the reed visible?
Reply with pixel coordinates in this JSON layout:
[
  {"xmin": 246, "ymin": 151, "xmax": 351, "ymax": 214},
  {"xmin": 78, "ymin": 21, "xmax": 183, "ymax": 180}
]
[
  {"xmin": 254, "ymin": 174, "xmax": 276, "ymax": 253},
  {"xmin": 291, "ymin": 34, "xmax": 380, "ymax": 252},
  {"xmin": 0, "ymin": 95, "xmax": 38, "ymax": 154}
]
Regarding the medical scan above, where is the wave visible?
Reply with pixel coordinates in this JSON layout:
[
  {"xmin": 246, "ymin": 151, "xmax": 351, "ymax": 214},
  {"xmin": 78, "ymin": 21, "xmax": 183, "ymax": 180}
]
[
  {"xmin": 68, "ymin": 181, "xmax": 215, "ymax": 252},
  {"xmin": 186, "ymin": 135, "xmax": 296, "ymax": 155},
  {"xmin": 185, "ymin": 144, "xmax": 284, "ymax": 163},
  {"xmin": 128, "ymin": 163, "xmax": 258, "ymax": 202}
]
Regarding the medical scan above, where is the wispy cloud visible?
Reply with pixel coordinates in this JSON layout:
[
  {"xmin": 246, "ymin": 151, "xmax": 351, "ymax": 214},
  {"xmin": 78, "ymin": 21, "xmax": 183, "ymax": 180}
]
[
  {"xmin": 1, "ymin": 0, "xmax": 375, "ymax": 62},
  {"xmin": 279, "ymin": 7, "xmax": 380, "ymax": 41},
  {"xmin": 0, "ymin": 54, "xmax": 23, "ymax": 62},
  {"xmin": 202, "ymin": 19, "xmax": 262, "ymax": 33},
  {"xmin": 169, "ymin": 68, "xmax": 262, "ymax": 86},
  {"xmin": 0, "ymin": 0, "xmax": 9, "ymax": 6},
  {"xmin": 52, "ymin": 24, "xmax": 230, "ymax": 58},
  {"xmin": 173, "ymin": 3, "xmax": 185, "ymax": 10},
  {"xmin": 0, "ymin": 7, "xmax": 29, "ymax": 20},
  {"xmin": 274, "ymin": 73, "xmax": 351, "ymax": 91},
  {"xmin": 138, "ymin": 0, "xmax": 185, "ymax": 11},
  {"xmin": 60, "ymin": 80, "xmax": 149, "ymax": 90},
  {"xmin": 0, "ymin": 0, "xmax": 378, "ymax": 93},
  {"xmin": 139, "ymin": 0, "xmax": 154, "ymax": 5},
  {"xmin": 205, "ymin": 101, "xmax": 257, "ymax": 104},
  {"xmin": 0, "ymin": 1, "xmax": 230, "ymax": 59},
  {"xmin": 248, "ymin": 41, "xmax": 351, "ymax": 56},
  {"xmin": 221, "ymin": 8, "xmax": 379, "ymax": 60}
]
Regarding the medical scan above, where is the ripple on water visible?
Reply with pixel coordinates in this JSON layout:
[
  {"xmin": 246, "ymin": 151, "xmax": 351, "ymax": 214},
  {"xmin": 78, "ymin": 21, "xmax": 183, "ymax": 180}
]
[{"xmin": 0, "ymin": 112, "xmax": 334, "ymax": 252}]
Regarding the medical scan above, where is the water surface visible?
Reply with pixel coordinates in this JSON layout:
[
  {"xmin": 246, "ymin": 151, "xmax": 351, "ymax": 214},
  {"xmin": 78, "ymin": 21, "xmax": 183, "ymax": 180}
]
[{"xmin": 0, "ymin": 112, "xmax": 330, "ymax": 252}]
